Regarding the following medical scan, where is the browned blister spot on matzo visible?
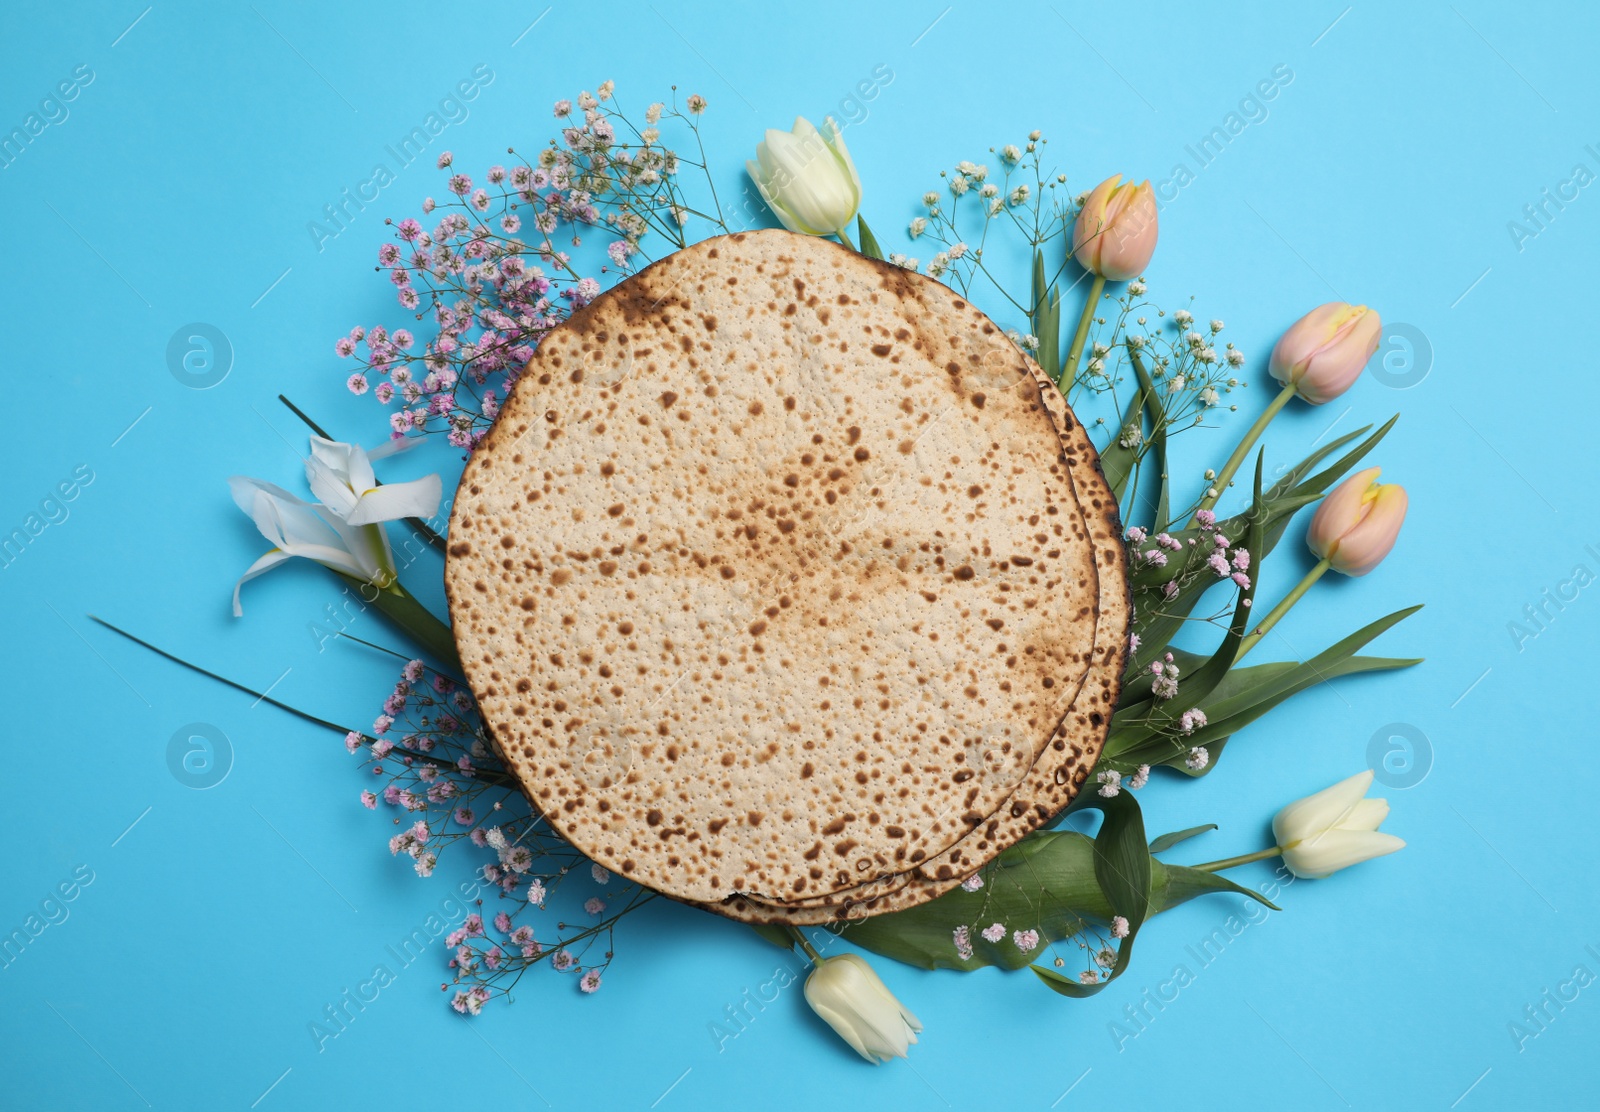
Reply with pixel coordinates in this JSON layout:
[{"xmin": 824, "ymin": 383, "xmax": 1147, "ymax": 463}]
[{"xmin": 444, "ymin": 230, "xmax": 1122, "ymax": 911}]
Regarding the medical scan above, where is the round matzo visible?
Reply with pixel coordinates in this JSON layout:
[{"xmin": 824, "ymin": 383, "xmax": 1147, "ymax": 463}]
[{"xmin": 445, "ymin": 230, "xmax": 1101, "ymax": 903}]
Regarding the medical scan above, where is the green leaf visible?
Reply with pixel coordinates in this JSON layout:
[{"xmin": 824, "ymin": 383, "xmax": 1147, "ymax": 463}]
[
  {"xmin": 1030, "ymin": 790, "xmax": 1151, "ymax": 997},
  {"xmin": 856, "ymin": 214, "xmax": 886, "ymax": 261},
  {"xmin": 1107, "ymin": 455, "xmax": 1265, "ymax": 743},
  {"xmin": 749, "ymin": 923, "xmax": 795, "ymax": 951},
  {"xmin": 1098, "ymin": 388, "xmax": 1146, "ymax": 502},
  {"xmin": 1127, "ymin": 346, "xmax": 1172, "ymax": 532},
  {"xmin": 838, "ymin": 831, "xmax": 1112, "ymax": 972},
  {"xmin": 1156, "ymin": 864, "xmax": 1280, "ymax": 912},
  {"xmin": 1148, "ymin": 824, "xmax": 1217, "ymax": 854}
]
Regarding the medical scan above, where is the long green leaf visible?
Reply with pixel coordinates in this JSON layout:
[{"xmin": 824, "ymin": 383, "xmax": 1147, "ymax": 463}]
[
  {"xmin": 1099, "ymin": 388, "xmax": 1147, "ymax": 503},
  {"xmin": 1031, "ymin": 790, "xmax": 1151, "ymax": 997},
  {"xmin": 856, "ymin": 214, "xmax": 886, "ymax": 261},
  {"xmin": 1127, "ymin": 346, "xmax": 1172, "ymax": 532},
  {"xmin": 1149, "ymin": 824, "xmax": 1217, "ymax": 854}
]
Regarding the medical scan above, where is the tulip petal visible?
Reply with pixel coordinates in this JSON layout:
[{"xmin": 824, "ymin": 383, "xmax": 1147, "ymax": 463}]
[
  {"xmin": 1341, "ymin": 797, "xmax": 1390, "ymax": 832},
  {"xmin": 1272, "ymin": 769, "xmax": 1375, "ymax": 847},
  {"xmin": 1306, "ymin": 467, "xmax": 1381, "ymax": 563},
  {"xmin": 1282, "ymin": 829, "xmax": 1405, "ymax": 879},
  {"xmin": 1329, "ymin": 483, "xmax": 1407, "ymax": 576}
]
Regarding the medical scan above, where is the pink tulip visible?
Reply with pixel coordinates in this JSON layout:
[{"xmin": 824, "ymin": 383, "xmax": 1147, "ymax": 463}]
[
  {"xmin": 1307, "ymin": 467, "xmax": 1408, "ymax": 576},
  {"xmin": 1072, "ymin": 175, "xmax": 1158, "ymax": 281},
  {"xmin": 1268, "ymin": 302, "xmax": 1382, "ymax": 405}
]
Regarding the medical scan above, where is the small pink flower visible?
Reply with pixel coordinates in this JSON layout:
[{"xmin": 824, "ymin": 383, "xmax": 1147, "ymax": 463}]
[
  {"xmin": 1012, "ymin": 929, "xmax": 1040, "ymax": 952},
  {"xmin": 960, "ymin": 873, "xmax": 984, "ymax": 892},
  {"xmin": 579, "ymin": 969, "xmax": 602, "ymax": 993},
  {"xmin": 360, "ymin": 790, "xmax": 377, "ymax": 809},
  {"xmin": 585, "ymin": 897, "xmax": 606, "ymax": 916},
  {"xmin": 1111, "ymin": 915, "xmax": 1130, "ymax": 938},
  {"xmin": 981, "ymin": 923, "xmax": 1005, "ymax": 943}
]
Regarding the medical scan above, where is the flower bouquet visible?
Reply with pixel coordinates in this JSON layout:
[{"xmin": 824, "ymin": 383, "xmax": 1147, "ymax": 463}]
[{"xmin": 103, "ymin": 82, "xmax": 1419, "ymax": 1060}]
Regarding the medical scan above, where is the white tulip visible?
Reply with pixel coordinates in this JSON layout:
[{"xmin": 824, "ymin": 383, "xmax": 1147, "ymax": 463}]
[
  {"xmin": 1272, "ymin": 769, "xmax": 1405, "ymax": 879},
  {"xmin": 230, "ymin": 438, "xmax": 441, "ymax": 616},
  {"xmin": 747, "ymin": 116, "xmax": 862, "ymax": 237},
  {"xmin": 803, "ymin": 953, "xmax": 922, "ymax": 1064}
]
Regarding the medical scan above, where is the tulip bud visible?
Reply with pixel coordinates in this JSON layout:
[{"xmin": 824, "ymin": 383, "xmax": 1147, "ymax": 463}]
[
  {"xmin": 746, "ymin": 116, "xmax": 862, "ymax": 238},
  {"xmin": 803, "ymin": 953, "xmax": 922, "ymax": 1063},
  {"xmin": 1072, "ymin": 175, "xmax": 1158, "ymax": 281},
  {"xmin": 1268, "ymin": 302, "xmax": 1382, "ymax": 404},
  {"xmin": 1306, "ymin": 466, "xmax": 1408, "ymax": 576},
  {"xmin": 1272, "ymin": 769, "xmax": 1404, "ymax": 879}
]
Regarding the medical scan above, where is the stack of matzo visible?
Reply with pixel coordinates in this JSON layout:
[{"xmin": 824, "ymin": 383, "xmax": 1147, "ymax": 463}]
[{"xmin": 445, "ymin": 230, "xmax": 1127, "ymax": 923}]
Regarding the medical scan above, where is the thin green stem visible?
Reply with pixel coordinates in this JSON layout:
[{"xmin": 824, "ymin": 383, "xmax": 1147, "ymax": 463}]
[
  {"xmin": 1061, "ymin": 273, "xmax": 1106, "ymax": 385},
  {"xmin": 1235, "ymin": 558, "xmax": 1331, "ymax": 662},
  {"xmin": 337, "ymin": 573, "xmax": 461, "ymax": 672},
  {"xmin": 788, "ymin": 926, "xmax": 823, "ymax": 963},
  {"xmin": 85, "ymin": 614, "xmax": 501, "ymax": 782},
  {"xmin": 1194, "ymin": 382, "xmax": 1296, "ymax": 520},
  {"xmin": 1190, "ymin": 845, "xmax": 1282, "ymax": 873},
  {"xmin": 835, "ymin": 223, "xmax": 856, "ymax": 251}
]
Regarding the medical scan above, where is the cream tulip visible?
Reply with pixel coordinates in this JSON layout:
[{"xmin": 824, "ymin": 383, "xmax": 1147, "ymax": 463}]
[
  {"xmin": 803, "ymin": 953, "xmax": 922, "ymax": 1064},
  {"xmin": 1272, "ymin": 769, "xmax": 1405, "ymax": 879},
  {"xmin": 747, "ymin": 116, "xmax": 862, "ymax": 238}
]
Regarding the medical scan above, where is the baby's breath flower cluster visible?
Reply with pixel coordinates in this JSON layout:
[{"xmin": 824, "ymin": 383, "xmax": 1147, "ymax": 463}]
[
  {"xmin": 907, "ymin": 131, "xmax": 1072, "ymax": 305},
  {"xmin": 335, "ymin": 83, "xmax": 722, "ymax": 452},
  {"xmin": 903, "ymin": 132, "xmax": 1252, "ymax": 512},
  {"xmin": 352, "ymin": 657, "xmax": 652, "ymax": 1011}
]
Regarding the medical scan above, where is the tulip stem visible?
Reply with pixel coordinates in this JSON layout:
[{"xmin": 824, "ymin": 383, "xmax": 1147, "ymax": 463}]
[
  {"xmin": 1060, "ymin": 274, "xmax": 1106, "ymax": 386},
  {"xmin": 1194, "ymin": 382, "xmax": 1297, "ymax": 522},
  {"xmin": 1235, "ymin": 558, "xmax": 1331, "ymax": 662},
  {"xmin": 835, "ymin": 225, "xmax": 856, "ymax": 251},
  {"xmin": 788, "ymin": 926, "xmax": 824, "ymax": 964},
  {"xmin": 1190, "ymin": 846, "xmax": 1282, "ymax": 873}
]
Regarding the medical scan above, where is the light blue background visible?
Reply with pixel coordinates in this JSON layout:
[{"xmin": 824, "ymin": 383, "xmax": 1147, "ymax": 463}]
[{"xmin": 2, "ymin": 2, "xmax": 1594, "ymax": 1108}]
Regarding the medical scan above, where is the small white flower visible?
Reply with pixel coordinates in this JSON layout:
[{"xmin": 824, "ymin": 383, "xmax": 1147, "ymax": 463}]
[
  {"xmin": 1185, "ymin": 746, "xmax": 1210, "ymax": 770},
  {"xmin": 1097, "ymin": 769, "xmax": 1122, "ymax": 798},
  {"xmin": 1111, "ymin": 915, "xmax": 1130, "ymax": 938},
  {"xmin": 981, "ymin": 923, "xmax": 1005, "ymax": 943},
  {"xmin": 908, "ymin": 216, "xmax": 926, "ymax": 238}
]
